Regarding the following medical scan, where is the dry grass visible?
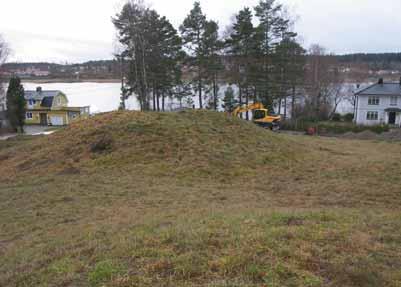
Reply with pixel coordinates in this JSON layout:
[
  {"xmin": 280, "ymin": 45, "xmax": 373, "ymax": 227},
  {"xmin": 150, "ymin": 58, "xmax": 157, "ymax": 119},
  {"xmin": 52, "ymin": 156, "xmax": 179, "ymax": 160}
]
[{"xmin": 1, "ymin": 111, "xmax": 401, "ymax": 286}]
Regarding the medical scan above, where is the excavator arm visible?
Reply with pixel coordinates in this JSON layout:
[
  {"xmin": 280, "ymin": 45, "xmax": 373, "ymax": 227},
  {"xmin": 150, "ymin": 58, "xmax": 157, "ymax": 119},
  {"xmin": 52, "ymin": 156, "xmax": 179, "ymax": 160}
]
[{"xmin": 232, "ymin": 103, "xmax": 266, "ymax": 117}]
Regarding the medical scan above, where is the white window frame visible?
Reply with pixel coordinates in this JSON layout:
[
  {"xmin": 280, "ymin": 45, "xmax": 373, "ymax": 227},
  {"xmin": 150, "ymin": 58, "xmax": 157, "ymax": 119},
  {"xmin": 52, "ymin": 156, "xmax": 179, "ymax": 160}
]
[
  {"xmin": 390, "ymin": 96, "xmax": 398, "ymax": 106},
  {"xmin": 368, "ymin": 96, "xmax": 380, "ymax": 105},
  {"xmin": 366, "ymin": 111, "xmax": 379, "ymax": 121},
  {"xmin": 26, "ymin": 112, "xmax": 33, "ymax": 119}
]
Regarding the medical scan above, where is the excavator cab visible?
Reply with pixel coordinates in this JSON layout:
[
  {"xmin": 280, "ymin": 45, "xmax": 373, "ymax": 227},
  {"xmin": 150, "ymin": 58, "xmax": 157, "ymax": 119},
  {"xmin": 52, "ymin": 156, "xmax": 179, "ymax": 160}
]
[{"xmin": 253, "ymin": 109, "xmax": 269, "ymax": 120}]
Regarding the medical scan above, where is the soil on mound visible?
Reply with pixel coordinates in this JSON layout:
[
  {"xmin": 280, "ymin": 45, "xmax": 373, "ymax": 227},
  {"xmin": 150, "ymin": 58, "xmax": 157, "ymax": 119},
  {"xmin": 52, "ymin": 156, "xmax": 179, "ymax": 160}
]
[{"xmin": 0, "ymin": 111, "xmax": 301, "ymax": 181}]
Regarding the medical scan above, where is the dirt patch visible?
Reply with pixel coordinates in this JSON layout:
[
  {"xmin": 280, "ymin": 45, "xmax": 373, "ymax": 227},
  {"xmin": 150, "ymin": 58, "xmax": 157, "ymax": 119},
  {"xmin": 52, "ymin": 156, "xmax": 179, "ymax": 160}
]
[
  {"xmin": 342, "ymin": 129, "xmax": 401, "ymax": 141},
  {"xmin": 342, "ymin": 130, "xmax": 380, "ymax": 140}
]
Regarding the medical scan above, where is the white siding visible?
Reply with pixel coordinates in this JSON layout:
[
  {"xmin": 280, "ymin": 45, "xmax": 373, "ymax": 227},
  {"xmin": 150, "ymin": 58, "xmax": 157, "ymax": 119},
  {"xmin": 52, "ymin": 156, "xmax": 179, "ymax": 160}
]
[{"xmin": 356, "ymin": 95, "xmax": 401, "ymax": 126}]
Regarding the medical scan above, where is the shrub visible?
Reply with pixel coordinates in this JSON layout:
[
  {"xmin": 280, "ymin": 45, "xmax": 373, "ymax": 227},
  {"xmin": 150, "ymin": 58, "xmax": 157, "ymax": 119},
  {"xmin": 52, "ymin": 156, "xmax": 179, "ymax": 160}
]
[
  {"xmin": 331, "ymin": 113, "xmax": 341, "ymax": 122},
  {"xmin": 281, "ymin": 120, "xmax": 389, "ymax": 135},
  {"xmin": 343, "ymin": 113, "xmax": 354, "ymax": 122}
]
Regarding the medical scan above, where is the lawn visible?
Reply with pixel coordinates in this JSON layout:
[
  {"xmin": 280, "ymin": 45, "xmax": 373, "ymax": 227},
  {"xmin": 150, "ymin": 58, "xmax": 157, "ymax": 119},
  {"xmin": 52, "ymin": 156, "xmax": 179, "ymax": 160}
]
[{"xmin": 1, "ymin": 111, "xmax": 401, "ymax": 286}]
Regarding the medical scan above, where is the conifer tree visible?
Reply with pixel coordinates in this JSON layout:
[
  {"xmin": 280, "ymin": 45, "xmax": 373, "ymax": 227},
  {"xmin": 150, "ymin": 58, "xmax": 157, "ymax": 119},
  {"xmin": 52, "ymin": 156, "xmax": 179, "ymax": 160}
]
[
  {"xmin": 114, "ymin": 2, "xmax": 183, "ymax": 111},
  {"xmin": 180, "ymin": 1, "xmax": 207, "ymax": 109},
  {"xmin": 274, "ymin": 38, "xmax": 305, "ymax": 119},
  {"xmin": 222, "ymin": 85, "xmax": 237, "ymax": 113},
  {"xmin": 254, "ymin": 0, "xmax": 296, "ymax": 107},
  {"xmin": 6, "ymin": 76, "xmax": 26, "ymax": 133},
  {"xmin": 203, "ymin": 20, "xmax": 224, "ymax": 110},
  {"xmin": 227, "ymin": 7, "xmax": 256, "ymax": 119}
]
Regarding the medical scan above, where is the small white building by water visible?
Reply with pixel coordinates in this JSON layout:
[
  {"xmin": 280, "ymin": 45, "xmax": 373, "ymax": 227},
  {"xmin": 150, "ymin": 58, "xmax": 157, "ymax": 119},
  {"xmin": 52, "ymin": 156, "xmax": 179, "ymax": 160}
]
[{"xmin": 354, "ymin": 79, "xmax": 401, "ymax": 127}]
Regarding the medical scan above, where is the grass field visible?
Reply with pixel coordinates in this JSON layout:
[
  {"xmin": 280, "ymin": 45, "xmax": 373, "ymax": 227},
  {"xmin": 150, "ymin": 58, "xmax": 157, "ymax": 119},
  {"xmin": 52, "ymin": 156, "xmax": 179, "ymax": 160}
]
[{"xmin": 1, "ymin": 111, "xmax": 401, "ymax": 286}]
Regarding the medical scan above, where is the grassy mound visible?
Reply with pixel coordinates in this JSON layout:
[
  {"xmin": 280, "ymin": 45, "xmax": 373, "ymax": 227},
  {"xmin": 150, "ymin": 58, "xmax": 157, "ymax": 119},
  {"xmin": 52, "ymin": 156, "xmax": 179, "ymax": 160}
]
[
  {"xmin": 0, "ymin": 110, "xmax": 300, "ymax": 182},
  {"xmin": 1, "ymin": 111, "xmax": 401, "ymax": 286}
]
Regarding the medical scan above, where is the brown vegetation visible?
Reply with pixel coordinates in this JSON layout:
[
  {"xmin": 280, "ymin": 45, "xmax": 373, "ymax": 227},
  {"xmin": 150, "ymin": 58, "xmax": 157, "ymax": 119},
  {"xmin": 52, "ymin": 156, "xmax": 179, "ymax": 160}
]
[{"xmin": 1, "ymin": 111, "xmax": 401, "ymax": 286}]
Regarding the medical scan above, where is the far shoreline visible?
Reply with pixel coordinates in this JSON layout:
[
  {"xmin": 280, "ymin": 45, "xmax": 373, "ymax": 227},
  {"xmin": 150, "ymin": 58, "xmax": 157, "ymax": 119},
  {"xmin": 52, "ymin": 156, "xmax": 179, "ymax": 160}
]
[{"xmin": 21, "ymin": 78, "xmax": 121, "ymax": 84}]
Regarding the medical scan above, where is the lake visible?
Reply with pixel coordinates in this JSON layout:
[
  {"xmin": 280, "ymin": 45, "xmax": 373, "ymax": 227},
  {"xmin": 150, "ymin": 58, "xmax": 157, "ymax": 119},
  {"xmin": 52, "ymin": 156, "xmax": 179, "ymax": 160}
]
[{"xmin": 22, "ymin": 82, "xmax": 357, "ymax": 114}]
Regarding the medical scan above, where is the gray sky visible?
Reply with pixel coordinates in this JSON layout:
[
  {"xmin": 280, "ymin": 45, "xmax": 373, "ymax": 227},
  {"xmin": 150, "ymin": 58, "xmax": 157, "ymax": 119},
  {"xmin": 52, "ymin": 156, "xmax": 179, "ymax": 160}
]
[{"xmin": 1, "ymin": 0, "xmax": 401, "ymax": 63}]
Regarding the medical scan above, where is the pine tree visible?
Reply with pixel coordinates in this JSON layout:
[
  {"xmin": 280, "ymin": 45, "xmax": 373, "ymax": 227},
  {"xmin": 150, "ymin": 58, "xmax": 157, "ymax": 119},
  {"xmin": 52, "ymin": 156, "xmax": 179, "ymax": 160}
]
[
  {"xmin": 146, "ymin": 12, "xmax": 183, "ymax": 111},
  {"xmin": 254, "ymin": 0, "xmax": 295, "ymax": 108},
  {"xmin": 113, "ymin": 2, "xmax": 183, "ymax": 111},
  {"xmin": 274, "ymin": 38, "xmax": 305, "ymax": 119},
  {"xmin": 113, "ymin": 2, "xmax": 150, "ymax": 110},
  {"xmin": 180, "ymin": 1, "xmax": 207, "ymax": 109},
  {"xmin": 227, "ymin": 7, "xmax": 256, "ymax": 119},
  {"xmin": 222, "ymin": 85, "xmax": 237, "ymax": 113},
  {"xmin": 6, "ymin": 76, "xmax": 26, "ymax": 133},
  {"xmin": 203, "ymin": 20, "xmax": 224, "ymax": 110}
]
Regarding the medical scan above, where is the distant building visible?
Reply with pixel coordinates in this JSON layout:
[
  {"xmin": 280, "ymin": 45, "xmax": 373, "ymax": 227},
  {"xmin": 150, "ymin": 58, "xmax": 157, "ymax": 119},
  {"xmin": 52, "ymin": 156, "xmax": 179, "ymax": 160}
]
[
  {"xmin": 24, "ymin": 87, "xmax": 90, "ymax": 126},
  {"xmin": 354, "ymin": 78, "xmax": 401, "ymax": 126}
]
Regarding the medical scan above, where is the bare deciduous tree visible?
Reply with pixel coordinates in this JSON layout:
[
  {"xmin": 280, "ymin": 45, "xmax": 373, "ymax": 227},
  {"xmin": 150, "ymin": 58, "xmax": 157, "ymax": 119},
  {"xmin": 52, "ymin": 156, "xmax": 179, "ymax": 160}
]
[
  {"xmin": 0, "ymin": 35, "xmax": 10, "ymax": 109},
  {"xmin": 304, "ymin": 44, "xmax": 345, "ymax": 120}
]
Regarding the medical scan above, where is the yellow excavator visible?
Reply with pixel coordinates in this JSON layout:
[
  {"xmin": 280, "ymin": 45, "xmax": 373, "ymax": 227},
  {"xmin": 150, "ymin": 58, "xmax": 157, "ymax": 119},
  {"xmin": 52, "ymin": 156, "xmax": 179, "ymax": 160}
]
[{"xmin": 232, "ymin": 103, "xmax": 281, "ymax": 130}]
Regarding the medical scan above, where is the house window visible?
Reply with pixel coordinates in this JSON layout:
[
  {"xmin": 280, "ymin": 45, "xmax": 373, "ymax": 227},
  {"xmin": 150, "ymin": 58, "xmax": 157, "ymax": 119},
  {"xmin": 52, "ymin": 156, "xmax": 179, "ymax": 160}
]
[
  {"xmin": 390, "ymin": 96, "xmax": 398, "ymax": 106},
  {"xmin": 368, "ymin": 97, "xmax": 380, "ymax": 105},
  {"xmin": 28, "ymin": 99, "xmax": 35, "ymax": 106},
  {"xmin": 366, "ymin": 111, "xmax": 378, "ymax": 121},
  {"xmin": 26, "ymin": 112, "xmax": 33, "ymax": 119}
]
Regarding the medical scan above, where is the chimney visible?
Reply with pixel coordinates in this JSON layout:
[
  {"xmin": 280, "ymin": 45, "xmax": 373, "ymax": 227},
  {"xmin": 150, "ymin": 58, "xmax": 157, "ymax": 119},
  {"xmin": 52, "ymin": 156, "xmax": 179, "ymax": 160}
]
[
  {"xmin": 378, "ymin": 78, "xmax": 384, "ymax": 85},
  {"xmin": 36, "ymin": 86, "xmax": 42, "ymax": 93}
]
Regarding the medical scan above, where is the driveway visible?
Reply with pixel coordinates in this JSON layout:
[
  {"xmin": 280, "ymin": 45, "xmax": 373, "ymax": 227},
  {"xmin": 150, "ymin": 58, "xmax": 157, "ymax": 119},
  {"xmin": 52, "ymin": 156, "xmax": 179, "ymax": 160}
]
[
  {"xmin": 0, "ymin": 134, "xmax": 16, "ymax": 141},
  {"xmin": 24, "ymin": 125, "xmax": 53, "ymax": 135},
  {"xmin": 0, "ymin": 126, "xmax": 56, "ymax": 140}
]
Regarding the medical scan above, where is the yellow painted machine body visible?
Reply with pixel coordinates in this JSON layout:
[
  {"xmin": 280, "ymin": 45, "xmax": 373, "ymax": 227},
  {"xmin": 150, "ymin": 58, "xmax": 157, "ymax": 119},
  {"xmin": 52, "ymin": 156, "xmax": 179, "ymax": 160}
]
[{"xmin": 232, "ymin": 103, "xmax": 281, "ymax": 129}]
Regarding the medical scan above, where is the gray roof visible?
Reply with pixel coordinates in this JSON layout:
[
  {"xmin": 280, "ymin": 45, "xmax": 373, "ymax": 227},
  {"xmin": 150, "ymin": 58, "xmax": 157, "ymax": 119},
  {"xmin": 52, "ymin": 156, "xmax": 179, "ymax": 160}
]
[
  {"xmin": 24, "ymin": 90, "xmax": 62, "ymax": 101},
  {"xmin": 355, "ymin": 83, "xmax": 401, "ymax": 96}
]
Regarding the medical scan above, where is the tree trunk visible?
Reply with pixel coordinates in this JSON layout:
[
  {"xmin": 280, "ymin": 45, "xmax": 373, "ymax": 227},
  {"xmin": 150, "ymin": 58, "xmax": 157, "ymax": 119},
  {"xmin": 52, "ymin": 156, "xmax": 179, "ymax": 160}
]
[
  {"xmin": 156, "ymin": 91, "xmax": 160, "ymax": 111},
  {"xmin": 197, "ymin": 30, "xmax": 203, "ymax": 110},
  {"xmin": 213, "ymin": 73, "xmax": 218, "ymax": 111},
  {"xmin": 239, "ymin": 84, "xmax": 243, "ymax": 119},
  {"xmin": 245, "ymin": 86, "xmax": 249, "ymax": 121},
  {"xmin": 291, "ymin": 85, "xmax": 296, "ymax": 120},
  {"xmin": 152, "ymin": 87, "xmax": 156, "ymax": 111},
  {"xmin": 284, "ymin": 96, "xmax": 287, "ymax": 120},
  {"xmin": 162, "ymin": 93, "xmax": 165, "ymax": 112},
  {"xmin": 278, "ymin": 96, "xmax": 282, "ymax": 115}
]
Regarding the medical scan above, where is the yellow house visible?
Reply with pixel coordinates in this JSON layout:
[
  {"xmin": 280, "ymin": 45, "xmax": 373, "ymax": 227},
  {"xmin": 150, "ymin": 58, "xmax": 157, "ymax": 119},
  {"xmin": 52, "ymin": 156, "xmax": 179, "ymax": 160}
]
[{"xmin": 25, "ymin": 87, "xmax": 90, "ymax": 126}]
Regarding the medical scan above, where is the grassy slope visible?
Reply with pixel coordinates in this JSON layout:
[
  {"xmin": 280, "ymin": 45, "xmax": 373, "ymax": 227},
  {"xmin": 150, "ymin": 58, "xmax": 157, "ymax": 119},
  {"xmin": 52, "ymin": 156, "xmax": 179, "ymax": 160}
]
[{"xmin": 1, "ymin": 111, "xmax": 401, "ymax": 287}]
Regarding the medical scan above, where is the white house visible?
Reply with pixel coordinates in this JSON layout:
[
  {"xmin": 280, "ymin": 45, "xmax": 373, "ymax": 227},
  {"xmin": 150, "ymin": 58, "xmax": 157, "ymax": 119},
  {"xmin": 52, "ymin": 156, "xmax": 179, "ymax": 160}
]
[{"xmin": 354, "ymin": 79, "xmax": 401, "ymax": 126}]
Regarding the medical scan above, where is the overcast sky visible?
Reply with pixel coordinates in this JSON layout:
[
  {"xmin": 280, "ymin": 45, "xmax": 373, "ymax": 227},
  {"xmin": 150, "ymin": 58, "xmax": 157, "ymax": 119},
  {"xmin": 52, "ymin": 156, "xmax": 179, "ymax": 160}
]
[{"xmin": 1, "ymin": 0, "xmax": 401, "ymax": 63}]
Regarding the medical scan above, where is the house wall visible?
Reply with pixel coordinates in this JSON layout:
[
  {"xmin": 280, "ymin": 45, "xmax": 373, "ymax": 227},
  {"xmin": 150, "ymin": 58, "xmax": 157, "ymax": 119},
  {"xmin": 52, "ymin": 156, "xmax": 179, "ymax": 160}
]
[
  {"xmin": 25, "ymin": 111, "xmax": 43, "ymax": 125},
  {"xmin": 25, "ymin": 110, "xmax": 69, "ymax": 125},
  {"xmin": 48, "ymin": 111, "xmax": 69, "ymax": 126},
  {"xmin": 356, "ymin": 95, "xmax": 401, "ymax": 126},
  {"xmin": 53, "ymin": 94, "xmax": 68, "ymax": 108}
]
